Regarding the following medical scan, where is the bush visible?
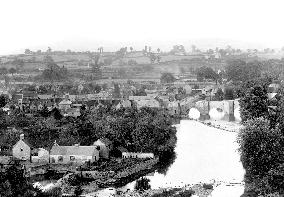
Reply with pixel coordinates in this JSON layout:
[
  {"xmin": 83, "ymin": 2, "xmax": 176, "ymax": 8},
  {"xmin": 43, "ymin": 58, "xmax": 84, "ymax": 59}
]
[
  {"xmin": 202, "ymin": 183, "xmax": 213, "ymax": 190},
  {"xmin": 135, "ymin": 177, "xmax": 151, "ymax": 191},
  {"xmin": 237, "ymin": 117, "xmax": 284, "ymax": 195}
]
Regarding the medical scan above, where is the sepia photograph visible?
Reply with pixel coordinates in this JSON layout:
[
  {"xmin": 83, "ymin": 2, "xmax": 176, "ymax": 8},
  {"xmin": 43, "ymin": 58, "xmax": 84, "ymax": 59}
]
[{"xmin": 0, "ymin": 0, "xmax": 284, "ymax": 196}]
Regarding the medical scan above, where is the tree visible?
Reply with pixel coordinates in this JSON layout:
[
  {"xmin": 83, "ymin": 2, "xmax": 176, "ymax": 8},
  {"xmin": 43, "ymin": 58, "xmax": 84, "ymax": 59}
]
[
  {"xmin": 237, "ymin": 118, "xmax": 284, "ymax": 195},
  {"xmin": 74, "ymin": 185, "xmax": 83, "ymax": 197},
  {"xmin": 149, "ymin": 53, "xmax": 157, "ymax": 63},
  {"xmin": 113, "ymin": 83, "xmax": 121, "ymax": 98},
  {"xmin": 91, "ymin": 55, "xmax": 102, "ymax": 80},
  {"xmin": 214, "ymin": 88, "xmax": 224, "ymax": 101},
  {"xmin": 0, "ymin": 67, "xmax": 8, "ymax": 75},
  {"xmin": 160, "ymin": 73, "xmax": 176, "ymax": 84},
  {"xmin": 135, "ymin": 177, "xmax": 151, "ymax": 191},
  {"xmin": 240, "ymin": 85, "xmax": 269, "ymax": 122},
  {"xmin": 224, "ymin": 87, "xmax": 235, "ymax": 100},
  {"xmin": 24, "ymin": 49, "xmax": 32, "ymax": 54},
  {"xmin": 130, "ymin": 46, "xmax": 133, "ymax": 52},
  {"xmin": 226, "ymin": 60, "xmax": 261, "ymax": 83},
  {"xmin": 41, "ymin": 61, "xmax": 68, "ymax": 82},
  {"xmin": 47, "ymin": 47, "xmax": 52, "ymax": 53},
  {"xmin": 8, "ymin": 68, "xmax": 16, "ymax": 75},
  {"xmin": 0, "ymin": 94, "xmax": 8, "ymax": 108},
  {"xmin": 196, "ymin": 66, "xmax": 218, "ymax": 84}
]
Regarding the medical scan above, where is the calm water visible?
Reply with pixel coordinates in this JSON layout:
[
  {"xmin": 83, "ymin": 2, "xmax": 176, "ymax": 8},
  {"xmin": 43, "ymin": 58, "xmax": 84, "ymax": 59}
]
[{"xmin": 122, "ymin": 120, "xmax": 245, "ymax": 190}]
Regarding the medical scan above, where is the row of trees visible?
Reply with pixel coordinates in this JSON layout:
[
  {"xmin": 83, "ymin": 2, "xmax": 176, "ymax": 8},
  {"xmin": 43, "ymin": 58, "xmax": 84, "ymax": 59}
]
[{"xmin": 0, "ymin": 67, "xmax": 17, "ymax": 75}]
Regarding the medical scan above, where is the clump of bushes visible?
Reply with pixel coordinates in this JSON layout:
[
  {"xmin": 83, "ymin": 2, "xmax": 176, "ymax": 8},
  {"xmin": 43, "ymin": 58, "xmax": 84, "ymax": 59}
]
[
  {"xmin": 237, "ymin": 117, "xmax": 284, "ymax": 195},
  {"xmin": 135, "ymin": 177, "xmax": 151, "ymax": 191}
]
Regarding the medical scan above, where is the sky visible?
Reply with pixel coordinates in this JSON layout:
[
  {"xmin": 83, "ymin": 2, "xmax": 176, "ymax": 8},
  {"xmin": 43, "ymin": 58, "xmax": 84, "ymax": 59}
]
[{"xmin": 1, "ymin": 0, "xmax": 284, "ymax": 55}]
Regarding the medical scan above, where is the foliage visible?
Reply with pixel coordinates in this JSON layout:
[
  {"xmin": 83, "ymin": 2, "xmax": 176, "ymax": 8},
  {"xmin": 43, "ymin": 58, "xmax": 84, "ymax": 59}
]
[
  {"xmin": 239, "ymin": 85, "xmax": 269, "ymax": 122},
  {"xmin": 74, "ymin": 185, "xmax": 83, "ymax": 197},
  {"xmin": 0, "ymin": 94, "xmax": 9, "ymax": 108},
  {"xmin": 214, "ymin": 88, "xmax": 224, "ymax": 101},
  {"xmin": 135, "ymin": 177, "xmax": 151, "ymax": 191},
  {"xmin": 224, "ymin": 87, "xmax": 235, "ymax": 100},
  {"xmin": 237, "ymin": 118, "xmax": 284, "ymax": 195},
  {"xmin": 196, "ymin": 66, "xmax": 218, "ymax": 83},
  {"xmin": 226, "ymin": 59, "xmax": 261, "ymax": 83},
  {"xmin": 0, "ymin": 67, "xmax": 8, "ymax": 75},
  {"xmin": 0, "ymin": 163, "xmax": 61, "ymax": 197},
  {"xmin": 8, "ymin": 67, "xmax": 17, "ymax": 75},
  {"xmin": 160, "ymin": 73, "xmax": 176, "ymax": 84},
  {"xmin": 41, "ymin": 60, "xmax": 68, "ymax": 82}
]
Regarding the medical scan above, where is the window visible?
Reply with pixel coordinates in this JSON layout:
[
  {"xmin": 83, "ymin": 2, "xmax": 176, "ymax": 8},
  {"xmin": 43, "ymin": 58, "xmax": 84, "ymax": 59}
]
[
  {"xmin": 70, "ymin": 156, "xmax": 75, "ymax": 161},
  {"xmin": 58, "ymin": 156, "xmax": 63, "ymax": 162}
]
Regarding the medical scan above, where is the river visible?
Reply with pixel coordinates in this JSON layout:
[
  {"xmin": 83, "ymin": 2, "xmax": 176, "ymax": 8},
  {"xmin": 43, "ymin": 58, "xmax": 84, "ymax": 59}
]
[{"xmin": 121, "ymin": 119, "xmax": 245, "ymax": 191}]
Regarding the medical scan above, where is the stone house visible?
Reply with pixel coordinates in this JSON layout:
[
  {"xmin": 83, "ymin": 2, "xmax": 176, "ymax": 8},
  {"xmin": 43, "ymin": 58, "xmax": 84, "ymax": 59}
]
[
  {"xmin": 12, "ymin": 134, "xmax": 32, "ymax": 162},
  {"xmin": 50, "ymin": 143, "xmax": 99, "ymax": 164},
  {"xmin": 58, "ymin": 99, "xmax": 72, "ymax": 111},
  {"xmin": 93, "ymin": 138, "xmax": 113, "ymax": 159}
]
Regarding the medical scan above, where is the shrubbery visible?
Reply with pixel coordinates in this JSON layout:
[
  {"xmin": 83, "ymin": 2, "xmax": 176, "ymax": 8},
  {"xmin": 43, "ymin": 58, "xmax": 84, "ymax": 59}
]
[
  {"xmin": 237, "ymin": 118, "xmax": 284, "ymax": 195},
  {"xmin": 135, "ymin": 177, "xmax": 151, "ymax": 191}
]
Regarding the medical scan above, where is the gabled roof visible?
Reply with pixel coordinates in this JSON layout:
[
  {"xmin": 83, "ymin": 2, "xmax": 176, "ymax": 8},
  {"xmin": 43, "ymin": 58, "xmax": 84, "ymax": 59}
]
[
  {"xmin": 59, "ymin": 100, "xmax": 72, "ymax": 105},
  {"xmin": 13, "ymin": 138, "xmax": 33, "ymax": 149},
  {"xmin": 38, "ymin": 94, "xmax": 53, "ymax": 100},
  {"xmin": 94, "ymin": 138, "xmax": 112, "ymax": 146},
  {"xmin": 50, "ymin": 145, "xmax": 98, "ymax": 156}
]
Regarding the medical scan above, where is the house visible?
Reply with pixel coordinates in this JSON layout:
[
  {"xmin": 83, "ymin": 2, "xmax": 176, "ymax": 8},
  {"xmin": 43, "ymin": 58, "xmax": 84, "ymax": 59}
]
[
  {"xmin": 50, "ymin": 143, "xmax": 99, "ymax": 164},
  {"xmin": 31, "ymin": 148, "xmax": 49, "ymax": 163},
  {"xmin": 135, "ymin": 99, "xmax": 160, "ymax": 109},
  {"xmin": 64, "ymin": 108, "xmax": 81, "ymax": 117},
  {"xmin": 122, "ymin": 152, "xmax": 154, "ymax": 159},
  {"xmin": 93, "ymin": 138, "xmax": 113, "ymax": 159},
  {"xmin": 12, "ymin": 134, "xmax": 32, "ymax": 162},
  {"xmin": 58, "ymin": 99, "xmax": 72, "ymax": 111}
]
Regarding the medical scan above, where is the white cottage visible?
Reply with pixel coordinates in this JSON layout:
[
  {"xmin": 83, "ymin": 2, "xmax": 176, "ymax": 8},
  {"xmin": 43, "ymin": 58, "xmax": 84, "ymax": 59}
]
[
  {"xmin": 12, "ymin": 134, "xmax": 32, "ymax": 161},
  {"xmin": 50, "ymin": 143, "xmax": 99, "ymax": 164}
]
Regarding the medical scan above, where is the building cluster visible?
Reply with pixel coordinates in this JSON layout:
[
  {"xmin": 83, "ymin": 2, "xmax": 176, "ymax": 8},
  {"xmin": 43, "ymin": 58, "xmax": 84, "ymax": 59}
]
[
  {"xmin": 0, "ymin": 80, "xmax": 219, "ymax": 118},
  {"xmin": 0, "ymin": 134, "xmax": 154, "ymax": 170}
]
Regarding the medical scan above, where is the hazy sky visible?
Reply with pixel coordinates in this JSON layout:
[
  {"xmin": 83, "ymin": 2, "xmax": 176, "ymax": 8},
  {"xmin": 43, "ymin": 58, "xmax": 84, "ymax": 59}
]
[{"xmin": 1, "ymin": 0, "xmax": 284, "ymax": 55}]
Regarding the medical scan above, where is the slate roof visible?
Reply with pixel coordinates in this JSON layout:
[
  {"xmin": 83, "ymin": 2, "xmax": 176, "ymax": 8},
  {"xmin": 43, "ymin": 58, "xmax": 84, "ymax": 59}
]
[
  {"xmin": 50, "ymin": 145, "xmax": 98, "ymax": 156},
  {"xmin": 38, "ymin": 94, "xmax": 53, "ymax": 100}
]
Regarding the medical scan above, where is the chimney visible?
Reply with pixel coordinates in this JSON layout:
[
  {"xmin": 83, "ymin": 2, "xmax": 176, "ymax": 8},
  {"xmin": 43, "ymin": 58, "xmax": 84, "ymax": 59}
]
[{"xmin": 20, "ymin": 134, "xmax": 24, "ymax": 140}]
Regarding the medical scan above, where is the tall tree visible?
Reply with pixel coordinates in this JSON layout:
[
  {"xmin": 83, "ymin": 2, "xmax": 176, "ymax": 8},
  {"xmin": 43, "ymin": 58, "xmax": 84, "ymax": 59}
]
[{"xmin": 160, "ymin": 73, "xmax": 176, "ymax": 84}]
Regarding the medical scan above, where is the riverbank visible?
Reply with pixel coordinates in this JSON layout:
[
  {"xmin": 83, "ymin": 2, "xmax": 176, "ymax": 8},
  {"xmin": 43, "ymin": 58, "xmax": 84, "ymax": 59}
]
[
  {"xmin": 56, "ymin": 158, "xmax": 159, "ymax": 195},
  {"xmin": 187, "ymin": 117, "xmax": 243, "ymax": 132}
]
